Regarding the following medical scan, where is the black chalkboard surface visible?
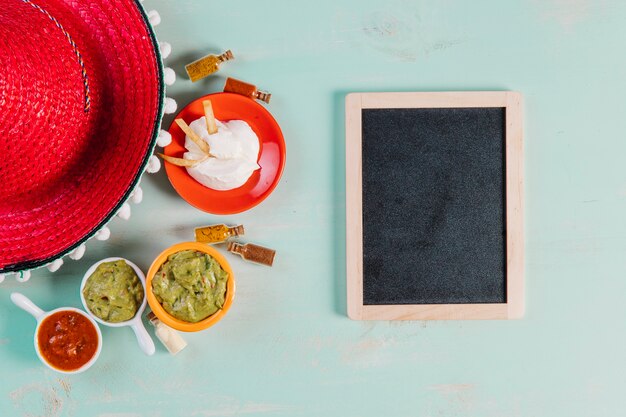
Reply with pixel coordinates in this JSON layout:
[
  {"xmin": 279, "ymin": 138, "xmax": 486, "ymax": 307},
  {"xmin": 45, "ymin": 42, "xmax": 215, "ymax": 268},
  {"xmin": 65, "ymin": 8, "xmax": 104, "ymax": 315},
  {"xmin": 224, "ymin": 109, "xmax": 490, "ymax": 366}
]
[
  {"xmin": 362, "ymin": 107, "xmax": 506, "ymax": 305},
  {"xmin": 345, "ymin": 92, "xmax": 524, "ymax": 320}
]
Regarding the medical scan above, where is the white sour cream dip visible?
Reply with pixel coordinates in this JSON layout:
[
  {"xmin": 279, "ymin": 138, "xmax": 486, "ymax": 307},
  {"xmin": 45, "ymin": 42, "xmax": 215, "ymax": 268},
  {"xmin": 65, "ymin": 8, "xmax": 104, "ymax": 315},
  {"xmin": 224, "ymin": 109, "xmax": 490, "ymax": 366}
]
[{"xmin": 183, "ymin": 117, "xmax": 260, "ymax": 190}]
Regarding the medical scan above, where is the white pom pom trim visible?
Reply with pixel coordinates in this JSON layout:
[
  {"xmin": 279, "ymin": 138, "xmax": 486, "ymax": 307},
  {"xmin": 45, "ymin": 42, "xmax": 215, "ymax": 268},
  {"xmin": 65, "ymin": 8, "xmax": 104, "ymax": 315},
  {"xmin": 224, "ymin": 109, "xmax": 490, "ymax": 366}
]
[
  {"xmin": 164, "ymin": 97, "xmax": 177, "ymax": 114},
  {"xmin": 16, "ymin": 271, "xmax": 31, "ymax": 283},
  {"xmin": 164, "ymin": 67, "xmax": 176, "ymax": 86},
  {"xmin": 117, "ymin": 203, "xmax": 132, "ymax": 220},
  {"xmin": 95, "ymin": 226, "xmax": 111, "ymax": 241},
  {"xmin": 157, "ymin": 130, "xmax": 172, "ymax": 147},
  {"xmin": 159, "ymin": 42, "xmax": 172, "ymax": 60},
  {"xmin": 146, "ymin": 155, "xmax": 161, "ymax": 174},
  {"xmin": 148, "ymin": 10, "xmax": 161, "ymax": 26},
  {"xmin": 131, "ymin": 186, "xmax": 144, "ymax": 204},
  {"xmin": 47, "ymin": 259, "xmax": 64, "ymax": 272},
  {"xmin": 69, "ymin": 244, "xmax": 86, "ymax": 261}
]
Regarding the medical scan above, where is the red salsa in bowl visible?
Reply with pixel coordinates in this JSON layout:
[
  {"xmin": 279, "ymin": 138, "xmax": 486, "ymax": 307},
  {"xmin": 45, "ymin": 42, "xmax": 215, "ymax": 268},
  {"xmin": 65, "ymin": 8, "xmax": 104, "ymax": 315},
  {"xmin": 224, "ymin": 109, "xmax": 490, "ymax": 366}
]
[{"xmin": 37, "ymin": 310, "xmax": 99, "ymax": 372}]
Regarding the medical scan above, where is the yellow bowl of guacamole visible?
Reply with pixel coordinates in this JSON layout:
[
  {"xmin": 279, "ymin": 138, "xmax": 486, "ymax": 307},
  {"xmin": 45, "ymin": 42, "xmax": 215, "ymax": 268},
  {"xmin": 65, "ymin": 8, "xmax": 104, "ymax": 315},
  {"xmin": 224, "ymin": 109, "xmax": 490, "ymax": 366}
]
[{"xmin": 146, "ymin": 242, "xmax": 235, "ymax": 332}]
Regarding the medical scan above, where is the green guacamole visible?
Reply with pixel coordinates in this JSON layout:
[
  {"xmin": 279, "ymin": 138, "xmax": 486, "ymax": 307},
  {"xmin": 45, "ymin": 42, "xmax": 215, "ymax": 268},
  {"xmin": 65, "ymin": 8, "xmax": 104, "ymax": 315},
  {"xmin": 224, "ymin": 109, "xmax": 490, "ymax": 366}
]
[
  {"xmin": 151, "ymin": 250, "xmax": 228, "ymax": 323},
  {"xmin": 83, "ymin": 260, "xmax": 144, "ymax": 323}
]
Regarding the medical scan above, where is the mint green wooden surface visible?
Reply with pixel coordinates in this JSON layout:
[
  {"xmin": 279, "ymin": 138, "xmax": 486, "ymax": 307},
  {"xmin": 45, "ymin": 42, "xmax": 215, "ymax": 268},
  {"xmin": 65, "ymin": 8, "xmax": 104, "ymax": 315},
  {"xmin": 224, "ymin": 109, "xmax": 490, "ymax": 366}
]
[{"xmin": 2, "ymin": 0, "xmax": 626, "ymax": 415}]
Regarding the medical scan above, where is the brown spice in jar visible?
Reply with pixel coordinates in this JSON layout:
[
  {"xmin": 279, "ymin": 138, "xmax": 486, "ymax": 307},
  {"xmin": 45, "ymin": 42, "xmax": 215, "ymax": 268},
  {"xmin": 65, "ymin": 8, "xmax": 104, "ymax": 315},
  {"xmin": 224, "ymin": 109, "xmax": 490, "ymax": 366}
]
[{"xmin": 227, "ymin": 242, "xmax": 276, "ymax": 267}]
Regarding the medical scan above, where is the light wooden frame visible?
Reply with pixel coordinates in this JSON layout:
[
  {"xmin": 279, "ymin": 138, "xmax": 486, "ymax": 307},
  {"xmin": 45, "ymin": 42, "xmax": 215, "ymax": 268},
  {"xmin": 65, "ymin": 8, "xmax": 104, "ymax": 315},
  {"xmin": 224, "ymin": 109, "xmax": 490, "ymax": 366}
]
[{"xmin": 345, "ymin": 92, "xmax": 524, "ymax": 320}]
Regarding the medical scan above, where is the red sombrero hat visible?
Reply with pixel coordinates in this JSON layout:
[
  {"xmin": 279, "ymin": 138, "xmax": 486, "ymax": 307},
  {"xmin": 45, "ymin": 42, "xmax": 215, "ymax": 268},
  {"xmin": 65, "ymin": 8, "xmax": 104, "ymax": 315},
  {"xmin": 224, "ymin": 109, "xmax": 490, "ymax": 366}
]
[{"xmin": 0, "ymin": 0, "xmax": 177, "ymax": 280}]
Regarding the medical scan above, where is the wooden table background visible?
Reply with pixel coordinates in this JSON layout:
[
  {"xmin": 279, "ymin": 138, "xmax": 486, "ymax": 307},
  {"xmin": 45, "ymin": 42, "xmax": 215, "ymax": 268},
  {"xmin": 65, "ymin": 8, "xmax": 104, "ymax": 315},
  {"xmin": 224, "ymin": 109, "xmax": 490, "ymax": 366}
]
[{"xmin": 1, "ymin": 0, "xmax": 626, "ymax": 416}]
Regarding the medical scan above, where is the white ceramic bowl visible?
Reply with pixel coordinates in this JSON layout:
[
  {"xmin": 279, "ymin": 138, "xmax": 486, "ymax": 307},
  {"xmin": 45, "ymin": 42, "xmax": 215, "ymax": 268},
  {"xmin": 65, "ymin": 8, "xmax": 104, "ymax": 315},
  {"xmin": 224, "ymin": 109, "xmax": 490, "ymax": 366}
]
[
  {"xmin": 80, "ymin": 257, "xmax": 155, "ymax": 355},
  {"xmin": 11, "ymin": 293, "xmax": 102, "ymax": 374}
]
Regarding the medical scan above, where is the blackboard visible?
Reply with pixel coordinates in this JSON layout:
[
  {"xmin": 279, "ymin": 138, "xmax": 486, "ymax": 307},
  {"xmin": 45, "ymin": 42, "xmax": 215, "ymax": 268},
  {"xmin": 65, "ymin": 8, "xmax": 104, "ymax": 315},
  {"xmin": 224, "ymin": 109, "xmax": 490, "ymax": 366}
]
[{"xmin": 345, "ymin": 92, "xmax": 524, "ymax": 320}]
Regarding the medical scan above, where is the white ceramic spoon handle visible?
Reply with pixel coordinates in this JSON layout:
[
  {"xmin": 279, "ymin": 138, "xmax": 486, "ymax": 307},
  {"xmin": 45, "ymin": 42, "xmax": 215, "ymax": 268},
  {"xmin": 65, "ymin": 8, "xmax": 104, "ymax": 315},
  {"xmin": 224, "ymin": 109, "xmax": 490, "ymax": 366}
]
[
  {"xmin": 131, "ymin": 321, "xmax": 155, "ymax": 356},
  {"xmin": 11, "ymin": 293, "xmax": 44, "ymax": 320}
]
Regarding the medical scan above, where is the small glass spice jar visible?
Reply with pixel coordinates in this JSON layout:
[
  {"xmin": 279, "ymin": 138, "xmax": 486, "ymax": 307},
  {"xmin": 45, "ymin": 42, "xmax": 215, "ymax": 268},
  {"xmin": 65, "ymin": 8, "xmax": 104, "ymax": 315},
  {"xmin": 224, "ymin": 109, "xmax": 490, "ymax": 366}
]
[
  {"xmin": 195, "ymin": 224, "xmax": 244, "ymax": 244},
  {"xmin": 227, "ymin": 241, "xmax": 276, "ymax": 267},
  {"xmin": 185, "ymin": 50, "xmax": 234, "ymax": 82},
  {"xmin": 147, "ymin": 312, "xmax": 187, "ymax": 355},
  {"xmin": 223, "ymin": 77, "xmax": 271, "ymax": 103}
]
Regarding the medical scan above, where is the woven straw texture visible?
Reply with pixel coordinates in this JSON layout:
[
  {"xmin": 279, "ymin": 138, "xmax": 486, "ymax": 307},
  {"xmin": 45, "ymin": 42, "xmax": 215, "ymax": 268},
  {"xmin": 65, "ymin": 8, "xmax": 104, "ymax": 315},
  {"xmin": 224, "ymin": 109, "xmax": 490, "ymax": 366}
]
[{"xmin": 0, "ymin": 0, "xmax": 163, "ymax": 272}]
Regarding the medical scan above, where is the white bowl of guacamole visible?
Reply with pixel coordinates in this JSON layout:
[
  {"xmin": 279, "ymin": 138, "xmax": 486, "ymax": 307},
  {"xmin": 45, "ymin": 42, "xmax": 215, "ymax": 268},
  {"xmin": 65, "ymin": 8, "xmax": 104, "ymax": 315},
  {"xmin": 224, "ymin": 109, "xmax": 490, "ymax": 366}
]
[{"xmin": 80, "ymin": 258, "xmax": 156, "ymax": 356}]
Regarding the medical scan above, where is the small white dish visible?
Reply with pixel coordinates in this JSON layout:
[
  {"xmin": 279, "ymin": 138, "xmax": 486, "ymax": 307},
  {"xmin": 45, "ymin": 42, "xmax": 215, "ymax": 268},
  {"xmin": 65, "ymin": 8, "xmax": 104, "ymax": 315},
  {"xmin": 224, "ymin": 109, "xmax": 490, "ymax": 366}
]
[
  {"xmin": 80, "ymin": 257, "xmax": 155, "ymax": 356},
  {"xmin": 11, "ymin": 292, "xmax": 102, "ymax": 374}
]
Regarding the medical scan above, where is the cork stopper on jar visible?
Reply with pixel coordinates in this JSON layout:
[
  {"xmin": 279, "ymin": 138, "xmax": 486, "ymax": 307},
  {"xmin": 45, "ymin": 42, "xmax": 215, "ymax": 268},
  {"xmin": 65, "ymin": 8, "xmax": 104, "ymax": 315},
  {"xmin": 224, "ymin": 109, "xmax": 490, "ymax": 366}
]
[
  {"xmin": 227, "ymin": 241, "xmax": 242, "ymax": 254},
  {"xmin": 254, "ymin": 90, "xmax": 271, "ymax": 104},
  {"xmin": 147, "ymin": 311, "xmax": 159, "ymax": 325},
  {"xmin": 218, "ymin": 50, "xmax": 234, "ymax": 62}
]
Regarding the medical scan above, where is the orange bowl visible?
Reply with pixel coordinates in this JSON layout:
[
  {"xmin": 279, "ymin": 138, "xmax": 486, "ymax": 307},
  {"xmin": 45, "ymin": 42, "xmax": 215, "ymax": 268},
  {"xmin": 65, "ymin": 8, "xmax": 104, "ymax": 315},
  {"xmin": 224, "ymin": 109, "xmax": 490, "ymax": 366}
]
[
  {"xmin": 146, "ymin": 242, "xmax": 235, "ymax": 332},
  {"xmin": 164, "ymin": 92, "xmax": 286, "ymax": 214}
]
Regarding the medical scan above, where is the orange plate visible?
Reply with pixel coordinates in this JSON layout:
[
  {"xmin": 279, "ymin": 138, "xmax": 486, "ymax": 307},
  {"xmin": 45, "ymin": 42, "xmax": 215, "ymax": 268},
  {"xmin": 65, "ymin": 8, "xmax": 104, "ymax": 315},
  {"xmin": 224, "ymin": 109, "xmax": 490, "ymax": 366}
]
[
  {"xmin": 164, "ymin": 92, "xmax": 286, "ymax": 214},
  {"xmin": 146, "ymin": 242, "xmax": 235, "ymax": 332}
]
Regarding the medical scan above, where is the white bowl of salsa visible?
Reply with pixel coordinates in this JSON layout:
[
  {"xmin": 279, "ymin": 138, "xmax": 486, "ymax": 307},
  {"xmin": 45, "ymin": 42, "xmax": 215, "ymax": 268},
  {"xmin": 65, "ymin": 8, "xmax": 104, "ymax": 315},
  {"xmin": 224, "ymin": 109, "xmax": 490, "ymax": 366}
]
[{"xmin": 11, "ymin": 293, "xmax": 102, "ymax": 374}]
